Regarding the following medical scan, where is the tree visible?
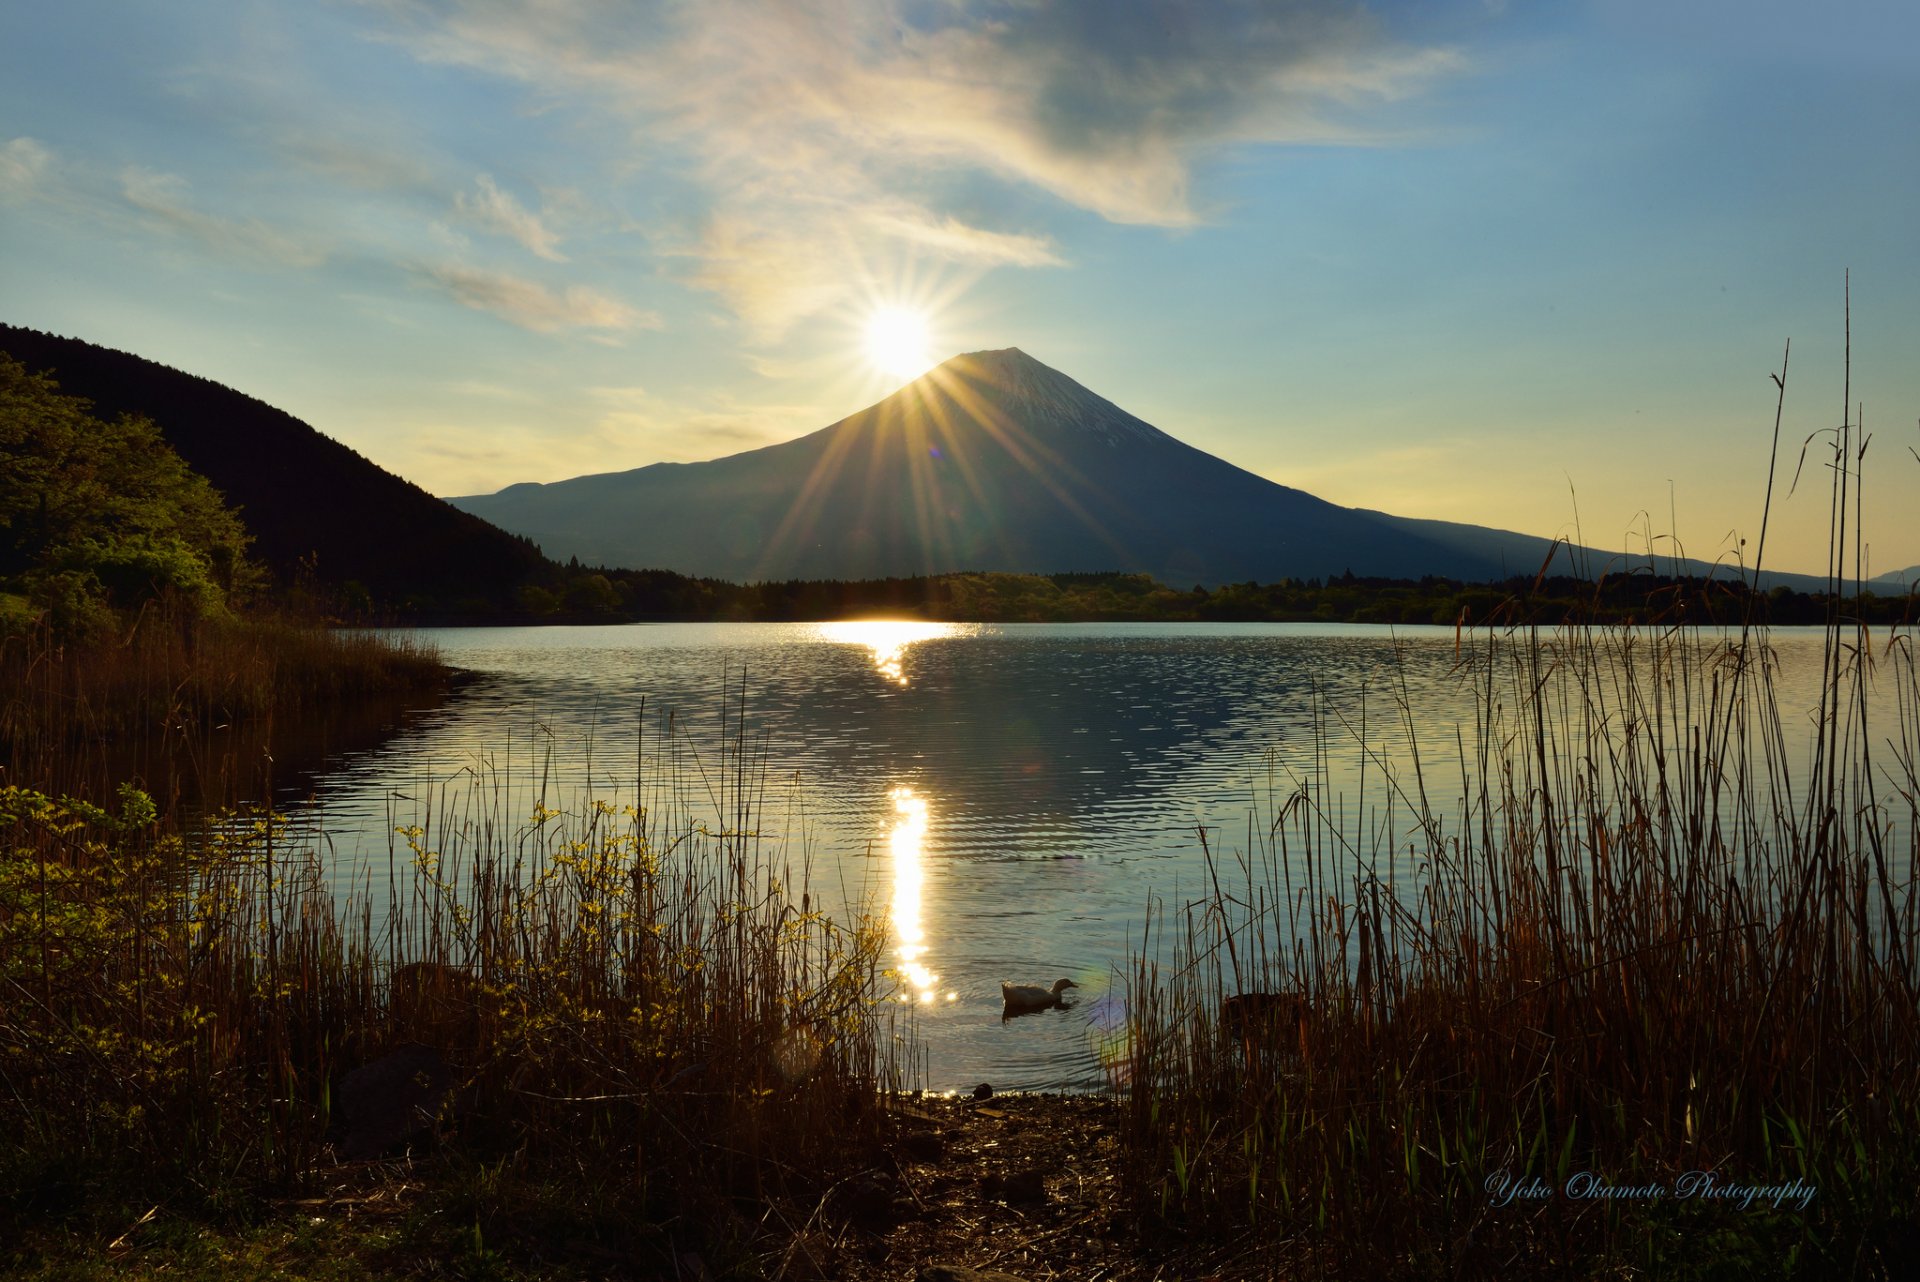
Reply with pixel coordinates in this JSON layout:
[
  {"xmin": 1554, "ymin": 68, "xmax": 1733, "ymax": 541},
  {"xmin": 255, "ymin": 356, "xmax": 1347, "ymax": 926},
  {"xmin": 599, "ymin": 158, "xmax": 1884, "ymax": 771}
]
[{"xmin": 0, "ymin": 356, "xmax": 259, "ymax": 635}]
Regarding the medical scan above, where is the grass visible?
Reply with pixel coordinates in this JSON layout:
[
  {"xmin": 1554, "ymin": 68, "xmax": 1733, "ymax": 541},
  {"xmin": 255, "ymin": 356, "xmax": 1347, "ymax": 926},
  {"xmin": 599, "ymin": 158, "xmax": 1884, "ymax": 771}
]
[
  {"xmin": 0, "ymin": 605, "xmax": 451, "ymax": 802},
  {"xmin": 1113, "ymin": 312, "xmax": 1920, "ymax": 1277},
  {"xmin": 1, "ymin": 662, "xmax": 904, "ymax": 1279},
  {"xmin": 6, "ymin": 298, "xmax": 1917, "ymax": 1277},
  {"xmin": 19, "ymin": 606, "xmax": 1914, "ymax": 1279}
]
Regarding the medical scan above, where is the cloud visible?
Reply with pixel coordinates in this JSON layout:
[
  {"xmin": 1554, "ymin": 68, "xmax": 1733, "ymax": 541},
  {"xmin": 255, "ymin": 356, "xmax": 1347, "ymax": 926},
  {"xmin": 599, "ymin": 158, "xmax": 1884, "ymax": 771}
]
[
  {"xmin": 6, "ymin": 139, "xmax": 336, "ymax": 272},
  {"xmin": 367, "ymin": 1, "xmax": 1460, "ymax": 338},
  {"xmin": 273, "ymin": 129, "xmax": 438, "ymax": 193},
  {"xmin": 455, "ymin": 173, "xmax": 568, "ymax": 261},
  {"xmin": 587, "ymin": 382, "xmax": 822, "ymax": 460},
  {"xmin": 0, "ymin": 137, "xmax": 53, "ymax": 203},
  {"xmin": 683, "ymin": 214, "xmax": 864, "ymax": 340},
  {"xmin": 863, "ymin": 206, "xmax": 1065, "ymax": 268},
  {"xmin": 120, "ymin": 167, "xmax": 329, "ymax": 267},
  {"xmin": 416, "ymin": 260, "xmax": 659, "ymax": 332}
]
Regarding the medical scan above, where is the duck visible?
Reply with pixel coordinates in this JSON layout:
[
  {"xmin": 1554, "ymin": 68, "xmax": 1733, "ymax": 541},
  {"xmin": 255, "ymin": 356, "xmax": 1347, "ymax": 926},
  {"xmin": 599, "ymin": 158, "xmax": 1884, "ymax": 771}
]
[{"xmin": 1001, "ymin": 978, "xmax": 1077, "ymax": 1013}]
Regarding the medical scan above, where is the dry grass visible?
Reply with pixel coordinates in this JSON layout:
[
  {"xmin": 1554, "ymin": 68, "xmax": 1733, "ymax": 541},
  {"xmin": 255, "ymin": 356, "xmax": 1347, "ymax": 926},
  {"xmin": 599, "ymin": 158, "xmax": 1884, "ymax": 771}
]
[
  {"xmin": 1, "ymin": 680, "xmax": 904, "ymax": 1277},
  {"xmin": 0, "ymin": 606, "xmax": 449, "ymax": 800},
  {"xmin": 1116, "ymin": 316, "xmax": 1920, "ymax": 1276}
]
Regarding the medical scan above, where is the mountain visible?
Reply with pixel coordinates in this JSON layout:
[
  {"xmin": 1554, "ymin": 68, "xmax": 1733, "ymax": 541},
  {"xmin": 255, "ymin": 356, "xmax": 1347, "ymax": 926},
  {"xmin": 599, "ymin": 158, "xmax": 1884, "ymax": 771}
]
[
  {"xmin": 1872, "ymin": 565, "xmax": 1920, "ymax": 590},
  {"xmin": 0, "ymin": 325, "xmax": 550, "ymax": 610},
  {"xmin": 452, "ymin": 348, "xmax": 1589, "ymax": 586}
]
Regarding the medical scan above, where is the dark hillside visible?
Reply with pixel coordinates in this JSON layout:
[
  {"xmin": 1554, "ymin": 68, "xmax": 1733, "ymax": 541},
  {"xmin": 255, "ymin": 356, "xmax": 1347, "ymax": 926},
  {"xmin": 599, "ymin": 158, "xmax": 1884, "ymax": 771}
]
[
  {"xmin": 0, "ymin": 325, "xmax": 550, "ymax": 611},
  {"xmin": 452, "ymin": 348, "xmax": 1514, "ymax": 585}
]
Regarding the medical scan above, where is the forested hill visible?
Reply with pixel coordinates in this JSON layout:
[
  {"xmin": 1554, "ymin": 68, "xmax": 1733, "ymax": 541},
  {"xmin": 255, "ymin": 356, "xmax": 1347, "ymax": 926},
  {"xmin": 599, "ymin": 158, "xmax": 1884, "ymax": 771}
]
[{"xmin": 0, "ymin": 325, "xmax": 550, "ymax": 612}]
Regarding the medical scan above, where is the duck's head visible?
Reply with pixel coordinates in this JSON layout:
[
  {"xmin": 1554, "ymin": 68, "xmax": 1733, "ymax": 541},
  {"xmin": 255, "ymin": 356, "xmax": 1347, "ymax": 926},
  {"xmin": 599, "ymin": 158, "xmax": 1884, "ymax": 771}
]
[{"xmin": 1051, "ymin": 978, "xmax": 1079, "ymax": 995}]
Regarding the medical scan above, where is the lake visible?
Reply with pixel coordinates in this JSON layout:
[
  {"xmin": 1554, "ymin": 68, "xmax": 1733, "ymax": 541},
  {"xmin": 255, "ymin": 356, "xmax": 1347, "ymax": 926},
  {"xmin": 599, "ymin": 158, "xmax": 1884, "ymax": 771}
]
[{"xmin": 283, "ymin": 621, "xmax": 1904, "ymax": 1091}]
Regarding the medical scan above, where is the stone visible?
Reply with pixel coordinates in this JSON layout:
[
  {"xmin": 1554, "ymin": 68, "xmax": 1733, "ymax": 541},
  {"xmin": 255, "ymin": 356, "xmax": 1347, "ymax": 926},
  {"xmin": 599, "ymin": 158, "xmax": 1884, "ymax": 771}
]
[
  {"xmin": 332, "ymin": 1043, "xmax": 462, "ymax": 1161},
  {"xmin": 971, "ymin": 1082, "xmax": 993, "ymax": 1100},
  {"xmin": 900, "ymin": 1130, "xmax": 947, "ymax": 1162}
]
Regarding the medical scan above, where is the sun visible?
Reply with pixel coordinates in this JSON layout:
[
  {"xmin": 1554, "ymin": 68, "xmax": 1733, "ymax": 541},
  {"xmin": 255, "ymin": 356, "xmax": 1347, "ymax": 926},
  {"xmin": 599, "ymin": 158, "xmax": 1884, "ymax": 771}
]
[{"xmin": 863, "ymin": 304, "xmax": 934, "ymax": 381}]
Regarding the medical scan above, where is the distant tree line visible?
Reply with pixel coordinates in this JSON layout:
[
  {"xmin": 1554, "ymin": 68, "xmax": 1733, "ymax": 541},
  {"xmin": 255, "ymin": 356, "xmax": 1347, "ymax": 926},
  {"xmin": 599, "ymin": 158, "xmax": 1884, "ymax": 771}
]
[
  {"xmin": 8, "ymin": 327, "xmax": 1910, "ymax": 636},
  {"xmin": 504, "ymin": 564, "xmax": 1919, "ymax": 629}
]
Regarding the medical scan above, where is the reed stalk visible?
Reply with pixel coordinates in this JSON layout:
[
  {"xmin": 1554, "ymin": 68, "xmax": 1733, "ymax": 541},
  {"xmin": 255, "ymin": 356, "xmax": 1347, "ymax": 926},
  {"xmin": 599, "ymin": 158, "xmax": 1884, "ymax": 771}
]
[
  {"xmin": 1, "ymin": 672, "xmax": 899, "ymax": 1273},
  {"xmin": 1117, "ymin": 311, "xmax": 1920, "ymax": 1277}
]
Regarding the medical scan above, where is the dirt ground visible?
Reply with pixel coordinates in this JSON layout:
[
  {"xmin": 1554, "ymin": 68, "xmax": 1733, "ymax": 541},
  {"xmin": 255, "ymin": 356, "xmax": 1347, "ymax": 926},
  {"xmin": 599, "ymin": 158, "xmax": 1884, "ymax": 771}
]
[
  {"xmin": 804, "ymin": 1091, "xmax": 1262, "ymax": 1282},
  {"xmin": 42, "ymin": 1091, "xmax": 1264, "ymax": 1282}
]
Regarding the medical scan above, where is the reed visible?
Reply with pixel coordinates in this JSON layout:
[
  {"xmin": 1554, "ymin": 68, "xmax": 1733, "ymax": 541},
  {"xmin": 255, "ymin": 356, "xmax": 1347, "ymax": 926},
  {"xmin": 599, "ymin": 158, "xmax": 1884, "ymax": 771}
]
[
  {"xmin": 1116, "ymin": 318, "xmax": 1920, "ymax": 1276},
  {"xmin": 0, "ymin": 685, "xmax": 900, "ymax": 1275},
  {"xmin": 0, "ymin": 605, "xmax": 448, "ymax": 802}
]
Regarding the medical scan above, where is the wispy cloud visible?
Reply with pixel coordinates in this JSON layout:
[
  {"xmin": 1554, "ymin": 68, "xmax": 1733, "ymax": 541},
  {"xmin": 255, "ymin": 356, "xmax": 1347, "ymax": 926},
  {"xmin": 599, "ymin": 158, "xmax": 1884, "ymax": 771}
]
[
  {"xmin": 455, "ymin": 173, "xmax": 568, "ymax": 261},
  {"xmin": 6, "ymin": 137, "xmax": 336, "ymax": 271},
  {"xmin": 587, "ymin": 382, "xmax": 822, "ymax": 460},
  {"xmin": 0, "ymin": 137, "xmax": 53, "ymax": 203},
  {"xmin": 272, "ymin": 129, "xmax": 438, "ymax": 193},
  {"xmin": 415, "ymin": 260, "xmax": 658, "ymax": 333},
  {"xmin": 120, "ymin": 167, "xmax": 329, "ymax": 267},
  {"xmin": 681, "ymin": 214, "xmax": 864, "ymax": 340},
  {"xmin": 863, "ymin": 206, "xmax": 1064, "ymax": 268},
  {"xmin": 367, "ymin": 1, "xmax": 1459, "ymax": 338},
  {"xmin": 442, "ymin": 379, "xmax": 531, "ymax": 399}
]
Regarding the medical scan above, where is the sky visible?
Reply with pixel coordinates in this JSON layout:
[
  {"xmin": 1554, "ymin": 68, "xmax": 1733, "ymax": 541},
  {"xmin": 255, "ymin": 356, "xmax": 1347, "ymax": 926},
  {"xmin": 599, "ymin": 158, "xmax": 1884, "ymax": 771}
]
[{"xmin": 4, "ymin": 0, "xmax": 1918, "ymax": 580}]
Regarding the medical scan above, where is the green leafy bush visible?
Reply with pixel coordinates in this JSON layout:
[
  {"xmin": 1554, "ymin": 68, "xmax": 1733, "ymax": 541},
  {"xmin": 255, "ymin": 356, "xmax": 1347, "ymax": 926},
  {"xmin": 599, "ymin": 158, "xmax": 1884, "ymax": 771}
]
[{"xmin": 0, "ymin": 355, "xmax": 260, "ymax": 636}]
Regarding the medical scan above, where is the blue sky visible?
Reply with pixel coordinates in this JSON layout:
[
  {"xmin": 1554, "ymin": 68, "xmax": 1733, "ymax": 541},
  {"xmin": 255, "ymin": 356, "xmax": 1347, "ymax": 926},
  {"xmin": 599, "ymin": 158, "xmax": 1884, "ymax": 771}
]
[{"xmin": 4, "ymin": 0, "xmax": 1917, "ymax": 578}]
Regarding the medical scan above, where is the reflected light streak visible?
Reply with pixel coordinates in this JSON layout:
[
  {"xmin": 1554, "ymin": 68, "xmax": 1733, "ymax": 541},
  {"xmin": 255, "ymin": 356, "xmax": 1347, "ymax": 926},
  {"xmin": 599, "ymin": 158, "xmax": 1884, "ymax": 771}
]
[
  {"xmin": 821, "ymin": 619, "xmax": 958, "ymax": 686},
  {"xmin": 888, "ymin": 786, "xmax": 950, "ymax": 1005}
]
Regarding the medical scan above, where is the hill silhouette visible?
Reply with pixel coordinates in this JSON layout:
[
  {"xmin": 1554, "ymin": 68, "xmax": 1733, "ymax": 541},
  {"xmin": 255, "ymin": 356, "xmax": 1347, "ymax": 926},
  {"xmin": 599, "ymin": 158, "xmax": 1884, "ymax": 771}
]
[
  {"xmin": 0, "ymin": 325, "xmax": 550, "ymax": 612},
  {"xmin": 453, "ymin": 348, "xmax": 1859, "ymax": 592},
  {"xmin": 452, "ymin": 348, "xmax": 1577, "ymax": 585}
]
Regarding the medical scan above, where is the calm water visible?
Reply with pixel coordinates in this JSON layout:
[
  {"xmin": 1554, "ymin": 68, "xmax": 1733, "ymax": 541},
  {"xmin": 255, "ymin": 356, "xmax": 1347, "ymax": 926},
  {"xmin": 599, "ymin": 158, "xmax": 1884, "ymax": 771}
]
[{"xmin": 285, "ymin": 622, "xmax": 1904, "ymax": 1091}]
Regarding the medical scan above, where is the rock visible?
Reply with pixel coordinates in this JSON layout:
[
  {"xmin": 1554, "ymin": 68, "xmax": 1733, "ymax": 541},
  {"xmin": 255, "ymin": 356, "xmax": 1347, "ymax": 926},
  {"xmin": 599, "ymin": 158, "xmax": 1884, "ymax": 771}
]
[
  {"xmin": 971, "ymin": 1082, "xmax": 993, "ymax": 1100},
  {"xmin": 333, "ymin": 1043, "xmax": 463, "ymax": 1161},
  {"xmin": 900, "ymin": 1130, "xmax": 947, "ymax": 1162},
  {"xmin": 919, "ymin": 1266, "xmax": 1032, "ymax": 1282}
]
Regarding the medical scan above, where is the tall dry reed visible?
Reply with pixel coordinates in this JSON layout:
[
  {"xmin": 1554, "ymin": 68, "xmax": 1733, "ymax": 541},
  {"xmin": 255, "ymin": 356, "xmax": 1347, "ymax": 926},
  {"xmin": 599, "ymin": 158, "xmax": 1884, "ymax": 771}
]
[
  {"xmin": 1, "ymin": 682, "xmax": 901, "ymax": 1272},
  {"xmin": 0, "ymin": 606, "xmax": 447, "ymax": 802},
  {"xmin": 1117, "ymin": 308, "xmax": 1920, "ymax": 1277}
]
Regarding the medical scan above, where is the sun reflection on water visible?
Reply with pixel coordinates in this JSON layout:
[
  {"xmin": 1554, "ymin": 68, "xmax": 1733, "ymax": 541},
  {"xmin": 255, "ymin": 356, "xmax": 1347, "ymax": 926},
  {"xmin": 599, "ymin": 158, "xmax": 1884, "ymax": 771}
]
[
  {"xmin": 818, "ymin": 619, "xmax": 961, "ymax": 686},
  {"xmin": 888, "ymin": 786, "xmax": 953, "ymax": 1005}
]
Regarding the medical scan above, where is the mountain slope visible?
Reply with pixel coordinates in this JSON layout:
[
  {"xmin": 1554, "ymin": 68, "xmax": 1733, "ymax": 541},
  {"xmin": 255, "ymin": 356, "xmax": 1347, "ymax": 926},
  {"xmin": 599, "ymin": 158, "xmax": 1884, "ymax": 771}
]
[
  {"xmin": 1872, "ymin": 565, "xmax": 1920, "ymax": 590},
  {"xmin": 0, "ymin": 325, "xmax": 550, "ymax": 608},
  {"xmin": 453, "ymin": 348, "xmax": 1536, "ymax": 585}
]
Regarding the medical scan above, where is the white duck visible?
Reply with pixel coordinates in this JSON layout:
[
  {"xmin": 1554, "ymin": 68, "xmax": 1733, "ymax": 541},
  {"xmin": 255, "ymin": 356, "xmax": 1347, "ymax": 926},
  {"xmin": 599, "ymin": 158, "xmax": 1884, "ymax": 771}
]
[{"xmin": 1001, "ymin": 978, "xmax": 1077, "ymax": 1013}]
